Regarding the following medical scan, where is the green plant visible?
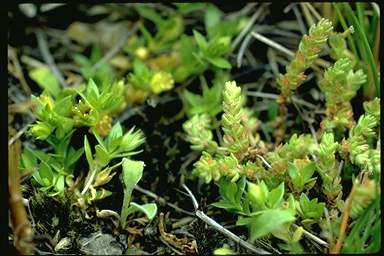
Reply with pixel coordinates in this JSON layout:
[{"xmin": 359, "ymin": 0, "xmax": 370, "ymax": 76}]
[
  {"xmin": 333, "ymin": 3, "xmax": 380, "ymax": 98},
  {"xmin": 127, "ymin": 58, "xmax": 174, "ymax": 95},
  {"xmin": 73, "ymin": 45, "xmax": 115, "ymax": 88},
  {"xmin": 183, "ymin": 16, "xmax": 380, "ymax": 251},
  {"xmin": 341, "ymin": 98, "xmax": 380, "ymax": 176},
  {"xmin": 182, "ymin": 114, "xmax": 219, "ymax": 154},
  {"xmin": 182, "ymin": 73, "xmax": 226, "ymax": 118},
  {"xmin": 20, "ymin": 133, "xmax": 83, "ymax": 196},
  {"xmin": 29, "ymin": 78, "xmax": 126, "ymax": 139},
  {"xmin": 319, "ymin": 58, "xmax": 366, "ymax": 133},
  {"xmin": 122, "ymin": 4, "xmax": 247, "ymax": 103},
  {"xmin": 342, "ymin": 196, "xmax": 380, "ymax": 253},
  {"xmin": 81, "ymin": 122, "xmax": 144, "ymax": 198},
  {"xmin": 276, "ymin": 18, "xmax": 333, "ymax": 97},
  {"xmin": 120, "ymin": 159, "xmax": 157, "ymax": 228},
  {"xmin": 22, "ymin": 76, "xmax": 156, "ymax": 227},
  {"xmin": 296, "ymin": 193, "xmax": 325, "ymax": 226},
  {"xmin": 310, "ymin": 133, "xmax": 342, "ymax": 207}
]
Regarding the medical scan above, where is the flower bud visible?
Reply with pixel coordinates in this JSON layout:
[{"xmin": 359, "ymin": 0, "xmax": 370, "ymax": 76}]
[
  {"xmin": 30, "ymin": 121, "xmax": 53, "ymax": 140},
  {"xmin": 135, "ymin": 47, "xmax": 149, "ymax": 60},
  {"xmin": 150, "ymin": 71, "xmax": 174, "ymax": 94}
]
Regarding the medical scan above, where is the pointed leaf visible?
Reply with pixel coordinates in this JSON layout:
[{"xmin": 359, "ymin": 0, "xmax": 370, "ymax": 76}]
[
  {"xmin": 193, "ymin": 30, "xmax": 208, "ymax": 50},
  {"xmin": 208, "ymin": 57, "xmax": 231, "ymax": 69}
]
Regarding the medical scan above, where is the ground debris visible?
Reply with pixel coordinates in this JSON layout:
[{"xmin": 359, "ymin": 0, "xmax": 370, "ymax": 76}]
[{"xmin": 158, "ymin": 212, "xmax": 198, "ymax": 255}]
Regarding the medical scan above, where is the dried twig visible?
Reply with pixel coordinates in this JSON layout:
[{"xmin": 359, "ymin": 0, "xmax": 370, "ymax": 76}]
[
  {"xmin": 255, "ymin": 154, "xmax": 272, "ymax": 169},
  {"xmin": 305, "ymin": 3, "xmax": 322, "ymax": 21},
  {"xmin": 226, "ymin": 3, "xmax": 257, "ymax": 20},
  {"xmin": 182, "ymin": 184, "xmax": 274, "ymax": 254},
  {"xmin": 8, "ymin": 46, "xmax": 32, "ymax": 95},
  {"xmin": 90, "ymin": 23, "xmax": 139, "ymax": 72},
  {"xmin": 36, "ymin": 30, "xmax": 68, "ymax": 88},
  {"xmin": 237, "ymin": 33, "xmax": 254, "ymax": 68},
  {"xmin": 300, "ymin": 3, "xmax": 315, "ymax": 27},
  {"xmin": 8, "ymin": 122, "xmax": 34, "ymax": 146},
  {"xmin": 251, "ymin": 29, "xmax": 330, "ymax": 70},
  {"xmin": 232, "ymin": 4, "xmax": 266, "ymax": 50},
  {"xmin": 9, "ymin": 137, "xmax": 34, "ymax": 255},
  {"xmin": 330, "ymin": 183, "xmax": 357, "ymax": 253},
  {"xmin": 159, "ymin": 237, "xmax": 183, "ymax": 255},
  {"xmin": 291, "ymin": 5, "xmax": 307, "ymax": 34},
  {"xmin": 251, "ymin": 31, "xmax": 295, "ymax": 57},
  {"xmin": 292, "ymin": 224, "xmax": 328, "ymax": 248},
  {"xmin": 246, "ymin": 91, "xmax": 319, "ymax": 110},
  {"xmin": 134, "ymin": 185, "xmax": 194, "ymax": 217}
]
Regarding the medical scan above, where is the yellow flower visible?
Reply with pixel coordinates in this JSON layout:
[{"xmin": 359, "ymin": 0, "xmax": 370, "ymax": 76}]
[
  {"xmin": 134, "ymin": 47, "xmax": 149, "ymax": 60},
  {"xmin": 150, "ymin": 71, "xmax": 174, "ymax": 94}
]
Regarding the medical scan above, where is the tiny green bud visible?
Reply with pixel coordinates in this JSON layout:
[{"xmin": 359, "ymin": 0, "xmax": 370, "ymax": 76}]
[{"xmin": 30, "ymin": 121, "xmax": 53, "ymax": 140}]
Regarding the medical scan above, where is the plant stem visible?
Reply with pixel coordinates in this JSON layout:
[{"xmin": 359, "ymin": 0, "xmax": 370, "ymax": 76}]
[
  {"xmin": 9, "ymin": 139, "xmax": 33, "ymax": 255},
  {"xmin": 331, "ymin": 182, "xmax": 357, "ymax": 253}
]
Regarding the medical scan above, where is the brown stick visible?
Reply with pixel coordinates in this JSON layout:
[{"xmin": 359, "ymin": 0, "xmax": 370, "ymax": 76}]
[
  {"xmin": 8, "ymin": 137, "xmax": 34, "ymax": 255},
  {"xmin": 330, "ymin": 183, "xmax": 357, "ymax": 253}
]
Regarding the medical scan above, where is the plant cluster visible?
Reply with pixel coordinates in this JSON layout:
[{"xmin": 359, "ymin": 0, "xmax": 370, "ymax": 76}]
[
  {"xmin": 183, "ymin": 18, "xmax": 380, "ymax": 253},
  {"xmin": 10, "ymin": 3, "xmax": 381, "ymax": 255},
  {"xmin": 20, "ymin": 78, "xmax": 156, "ymax": 226}
]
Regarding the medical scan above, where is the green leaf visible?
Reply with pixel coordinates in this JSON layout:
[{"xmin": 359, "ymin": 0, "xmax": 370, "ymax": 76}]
[
  {"xmin": 237, "ymin": 209, "xmax": 296, "ymax": 241},
  {"xmin": 29, "ymin": 67, "xmax": 60, "ymax": 97},
  {"xmin": 207, "ymin": 57, "xmax": 231, "ymax": 69},
  {"xmin": 86, "ymin": 79, "xmax": 100, "ymax": 102},
  {"xmin": 92, "ymin": 129, "xmax": 107, "ymax": 151},
  {"xmin": 205, "ymin": 4, "xmax": 222, "ymax": 33},
  {"xmin": 340, "ymin": 3, "xmax": 380, "ymax": 96},
  {"xmin": 267, "ymin": 182, "xmax": 285, "ymax": 208},
  {"xmin": 55, "ymin": 175, "xmax": 65, "ymax": 192},
  {"xmin": 66, "ymin": 147, "xmax": 84, "ymax": 170},
  {"xmin": 342, "ymin": 196, "xmax": 380, "ymax": 253},
  {"xmin": 211, "ymin": 201, "xmax": 241, "ymax": 211},
  {"xmin": 298, "ymin": 193, "xmax": 325, "ymax": 220},
  {"xmin": 121, "ymin": 159, "xmax": 145, "ymax": 226},
  {"xmin": 29, "ymin": 121, "xmax": 54, "ymax": 140},
  {"xmin": 135, "ymin": 5, "xmax": 163, "ymax": 26},
  {"xmin": 125, "ymin": 202, "xmax": 157, "ymax": 220},
  {"xmin": 122, "ymin": 159, "xmax": 144, "ymax": 199},
  {"xmin": 21, "ymin": 147, "xmax": 38, "ymax": 170},
  {"xmin": 248, "ymin": 181, "xmax": 267, "ymax": 209},
  {"xmin": 236, "ymin": 176, "xmax": 246, "ymax": 204},
  {"xmin": 120, "ymin": 128, "xmax": 145, "ymax": 153},
  {"xmin": 193, "ymin": 30, "xmax": 208, "ymax": 50},
  {"xmin": 95, "ymin": 145, "xmax": 110, "ymax": 168},
  {"xmin": 39, "ymin": 161, "xmax": 55, "ymax": 187},
  {"xmin": 301, "ymin": 161, "xmax": 316, "ymax": 182},
  {"xmin": 106, "ymin": 122, "xmax": 123, "ymax": 145},
  {"xmin": 267, "ymin": 101, "xmax": 279, "ymax": 120},
  {"xmin": 53, "ymin": 95, "xmax": 73, "ymax": 116},
  {"xmin": 176, "ymin": 3, "xmax": 206, "ymax": 14}
]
